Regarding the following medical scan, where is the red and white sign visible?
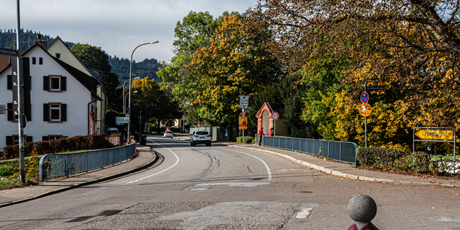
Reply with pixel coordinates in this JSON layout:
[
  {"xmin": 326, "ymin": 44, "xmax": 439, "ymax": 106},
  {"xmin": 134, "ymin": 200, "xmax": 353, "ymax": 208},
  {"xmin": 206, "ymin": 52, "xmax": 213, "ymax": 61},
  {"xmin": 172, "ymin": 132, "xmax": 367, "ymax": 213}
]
[
  {"xmin": 361, "ymin": 92, "xmax": 369, "ymax": 104},
  {"xmin": 272, "ymin": 112, "xmax": 279, "ymax": 120}
]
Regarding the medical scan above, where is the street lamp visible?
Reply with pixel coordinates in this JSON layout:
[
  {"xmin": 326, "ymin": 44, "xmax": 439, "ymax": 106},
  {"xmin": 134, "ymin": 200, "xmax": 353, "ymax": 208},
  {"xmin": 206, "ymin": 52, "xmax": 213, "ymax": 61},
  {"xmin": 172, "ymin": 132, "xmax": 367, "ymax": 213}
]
[
  {"xmin": 123, "ymin": 77, "xmax": 139, "ymax": 114},
  {"xmin": 128, "ymin": 41, "xmax": 159, "ymax": 143},
  {"xmin": 124, "ymin": 91, "xmax": 137, "ymax": 114}
]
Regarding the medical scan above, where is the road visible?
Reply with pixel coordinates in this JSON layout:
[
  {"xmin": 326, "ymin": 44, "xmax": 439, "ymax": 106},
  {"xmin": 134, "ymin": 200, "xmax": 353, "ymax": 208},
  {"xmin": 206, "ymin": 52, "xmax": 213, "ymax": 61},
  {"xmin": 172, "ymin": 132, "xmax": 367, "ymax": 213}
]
[{"xmin": 0, "ymin": 136, "xmax": 459, "ymax": 229}]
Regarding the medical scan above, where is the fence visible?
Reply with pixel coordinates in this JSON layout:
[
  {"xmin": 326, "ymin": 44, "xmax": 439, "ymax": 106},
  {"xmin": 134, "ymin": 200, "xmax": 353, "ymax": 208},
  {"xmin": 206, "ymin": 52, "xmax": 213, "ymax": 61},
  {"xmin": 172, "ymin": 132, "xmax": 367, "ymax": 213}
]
[
  {"xmin": 256, "ymin": 136, "xmax": 358, "ymax": 164},
  {"xmin": 39, "ymin": 143, "xmax": 136, "ymax": 181}
]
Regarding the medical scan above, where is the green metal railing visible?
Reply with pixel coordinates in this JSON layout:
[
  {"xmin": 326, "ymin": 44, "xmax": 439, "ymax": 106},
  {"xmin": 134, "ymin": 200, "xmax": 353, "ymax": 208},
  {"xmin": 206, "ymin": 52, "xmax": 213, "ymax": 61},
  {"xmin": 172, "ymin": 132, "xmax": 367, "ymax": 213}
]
[
  {"xmin": 39, "ymin": 143, "xmax": 135, "ymax": 181},
  {"xmin": 256, "ymin": 135, "xmax": 358, "ymax": 164}
]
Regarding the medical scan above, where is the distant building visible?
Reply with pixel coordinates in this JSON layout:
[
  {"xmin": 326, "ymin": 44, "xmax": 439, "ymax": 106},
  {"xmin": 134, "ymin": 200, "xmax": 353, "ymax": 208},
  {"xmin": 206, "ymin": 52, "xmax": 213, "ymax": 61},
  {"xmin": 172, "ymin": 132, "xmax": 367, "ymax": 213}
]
[{"xmin": 256, "ymin": 102, "xmax": 288, "ymax": 136}]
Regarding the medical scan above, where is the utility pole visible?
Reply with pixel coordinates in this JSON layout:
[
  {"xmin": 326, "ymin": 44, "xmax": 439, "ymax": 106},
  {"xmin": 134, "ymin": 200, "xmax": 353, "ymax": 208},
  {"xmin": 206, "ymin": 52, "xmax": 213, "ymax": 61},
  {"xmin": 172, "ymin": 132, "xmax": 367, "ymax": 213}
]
[{"xmin": 16, "ymin": 0, "xmax": 25, "ymax": 183}]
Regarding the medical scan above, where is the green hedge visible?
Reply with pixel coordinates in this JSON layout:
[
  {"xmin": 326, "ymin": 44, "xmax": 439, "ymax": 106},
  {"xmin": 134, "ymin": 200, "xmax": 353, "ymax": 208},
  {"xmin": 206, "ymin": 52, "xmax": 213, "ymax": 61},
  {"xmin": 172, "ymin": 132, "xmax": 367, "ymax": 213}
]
[
  {"xmin": 236, "ymin": 136, "xmax": 254, "ymax": 144},
  {"xmin": 1, "ymin": 134, "xmax": 115, "ymax": 160},
  {"xmin": 357, "ymin": 147, "xmax": 437, "ymax": 172}
]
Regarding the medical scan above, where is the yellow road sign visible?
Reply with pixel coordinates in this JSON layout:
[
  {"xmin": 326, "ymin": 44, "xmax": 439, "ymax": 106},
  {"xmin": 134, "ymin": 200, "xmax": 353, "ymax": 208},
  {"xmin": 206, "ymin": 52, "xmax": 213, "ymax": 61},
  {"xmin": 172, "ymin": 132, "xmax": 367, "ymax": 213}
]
[
  {"xmin": 415, "ymin": 129, "xmax": 454, "ymax": 141},
  {"xmin": 238, "ymin": 116, "xmax": 247, "ymax": 129},
  {"xmin": 359, "ymin": 103, "xmax": 372, "ymax": 117}
]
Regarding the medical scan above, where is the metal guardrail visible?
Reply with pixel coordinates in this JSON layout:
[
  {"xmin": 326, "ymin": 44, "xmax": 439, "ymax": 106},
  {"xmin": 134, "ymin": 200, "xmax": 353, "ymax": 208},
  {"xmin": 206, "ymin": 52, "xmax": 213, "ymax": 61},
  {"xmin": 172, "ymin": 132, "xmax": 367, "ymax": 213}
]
[
  {"xmin": 255, "ymin": 135, "xmax": 358, "ymax": 164},
  {"xmin": 39, "ymin": 143, "xmax": 136, "ymax": 181}
]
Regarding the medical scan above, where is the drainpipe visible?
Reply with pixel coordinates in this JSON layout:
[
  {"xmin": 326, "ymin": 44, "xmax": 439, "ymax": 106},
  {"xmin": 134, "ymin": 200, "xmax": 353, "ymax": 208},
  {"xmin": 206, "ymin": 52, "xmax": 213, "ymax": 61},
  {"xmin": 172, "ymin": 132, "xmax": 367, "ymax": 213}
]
[{"xmin": 88, "ymin": 100, "xmax": 97, "ymax": 134}]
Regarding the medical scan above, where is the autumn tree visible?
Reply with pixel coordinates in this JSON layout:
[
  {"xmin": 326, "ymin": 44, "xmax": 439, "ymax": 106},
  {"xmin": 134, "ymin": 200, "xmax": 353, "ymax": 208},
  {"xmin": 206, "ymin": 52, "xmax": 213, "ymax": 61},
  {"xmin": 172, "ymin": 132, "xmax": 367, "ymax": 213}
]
[
  {"xmin": 130, "ymin": 77, "xmax": 181, "ymax": 133},
  {"xmin": 158, "ymin": 11, "xmax": 233, "ymax": 117},
  {"xmin": 189, "ymin": 14, "xmax": 282, "ymax": 127},
  {"xmin": 249, "ymin": 0, "xmax": 460, "ymax": 148}
]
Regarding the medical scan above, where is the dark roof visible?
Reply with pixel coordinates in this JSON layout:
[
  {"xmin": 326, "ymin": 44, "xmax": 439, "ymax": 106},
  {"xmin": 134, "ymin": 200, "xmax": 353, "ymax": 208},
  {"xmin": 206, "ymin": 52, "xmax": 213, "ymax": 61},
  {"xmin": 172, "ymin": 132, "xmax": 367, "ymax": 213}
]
[{"xmin": 0, "ymin": 51, "xmax": 26, "ymax": 73}]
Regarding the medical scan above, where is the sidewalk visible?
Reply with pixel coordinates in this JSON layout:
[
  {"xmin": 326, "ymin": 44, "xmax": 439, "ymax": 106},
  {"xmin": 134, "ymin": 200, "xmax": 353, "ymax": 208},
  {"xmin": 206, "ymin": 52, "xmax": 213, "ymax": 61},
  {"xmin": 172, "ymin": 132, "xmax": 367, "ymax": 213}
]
[
  {"xmin": 228, "ymin": 142, "xmax": 460, "ymax": 188},
  {"xmin": 0, "ymin": 144, "xmax": 156, "ymax": 207}
]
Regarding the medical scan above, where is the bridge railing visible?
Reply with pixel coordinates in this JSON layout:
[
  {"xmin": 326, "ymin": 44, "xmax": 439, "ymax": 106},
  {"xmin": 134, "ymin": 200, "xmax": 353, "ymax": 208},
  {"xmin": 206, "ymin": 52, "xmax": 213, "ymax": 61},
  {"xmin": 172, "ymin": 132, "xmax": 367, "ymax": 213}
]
[
  {"xmin": 255, "ymin": 136, "xmax": 358, "ymax": 164},
  {"xmin": 39, "ymin": 143, "xmax": 136, "ymax": 181}
]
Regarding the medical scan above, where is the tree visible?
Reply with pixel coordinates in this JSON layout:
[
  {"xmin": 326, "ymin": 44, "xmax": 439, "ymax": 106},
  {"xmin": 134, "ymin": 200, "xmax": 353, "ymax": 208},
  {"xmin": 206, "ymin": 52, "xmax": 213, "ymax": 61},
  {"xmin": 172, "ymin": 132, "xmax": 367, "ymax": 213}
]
[
  {"xmin": 249, "ymin": 0, "xmax": 460, "ymax": 148},
  {"xmin": 72, "ymin": 43, "xmax": 122, "ymax": 111},
  {"xmin": 130, "ymin": 78, "xmax": 181, "ymax": 133},
  {"xmin": 189, "ymin": 14, "xmax": 282, "ymax": 127},
  {"xmin": 158, "ymin": 11, "xmax": 227, "ymax": 111}
]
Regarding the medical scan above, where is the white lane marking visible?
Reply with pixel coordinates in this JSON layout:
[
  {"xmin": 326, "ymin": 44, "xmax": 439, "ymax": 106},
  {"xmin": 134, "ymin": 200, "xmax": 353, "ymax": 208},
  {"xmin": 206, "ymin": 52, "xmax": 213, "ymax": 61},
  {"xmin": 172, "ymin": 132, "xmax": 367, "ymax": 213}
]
[
  {"xmin": 296, "ymin": 208, "xmax": 313, "ymax": 218},
  {"xmin": 126, "ymin": 139, "xmax": 179, "ymax": 184},
  {"xmin": 190, "ymin": 188, "xmax": 209, "ymax": 191},
  {"xmin": 430, "ymin": 216, "xmax": 460, "ymax": 222},
  {"xmin": 218, "ymin": 147, "xmax": 272, "ymax": 181},
  {"xmin": 195, "ymin": 182, "xmax": 270, "ymax": 187}
]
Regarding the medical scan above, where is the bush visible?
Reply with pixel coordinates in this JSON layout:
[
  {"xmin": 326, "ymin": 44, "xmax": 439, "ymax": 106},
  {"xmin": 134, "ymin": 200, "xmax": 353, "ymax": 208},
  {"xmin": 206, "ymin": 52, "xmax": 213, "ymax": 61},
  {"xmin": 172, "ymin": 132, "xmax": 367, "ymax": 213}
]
[
  {"xmin": 357, "ymin": 147, "xmax": 437, "ymax": 172},
  {"xmin": 236, "ymin": 136, "xmax": 254, "ymax": 144},
  {"xmin": 2, "ymin": 134, "xmax": 115, "ymax": 160},
  {"xmin": 357, "ymin": 147, "xmax": 406, "ymax": 168},
  {"xmin": 0, "ymin": 165, "xmax": 15, "ymax": 176}
]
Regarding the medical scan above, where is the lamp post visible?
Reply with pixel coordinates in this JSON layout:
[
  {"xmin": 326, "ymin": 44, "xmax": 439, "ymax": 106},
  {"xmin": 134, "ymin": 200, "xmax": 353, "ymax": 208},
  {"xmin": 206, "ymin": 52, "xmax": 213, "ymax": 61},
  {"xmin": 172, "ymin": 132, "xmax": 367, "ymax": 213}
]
[
  {"xmin": 128, "ymin": 41, "xmax": 159, "ymax": 143},
  {"xmin": 124, "ymin": 91, "xmax": 137, "ymax": 114}
]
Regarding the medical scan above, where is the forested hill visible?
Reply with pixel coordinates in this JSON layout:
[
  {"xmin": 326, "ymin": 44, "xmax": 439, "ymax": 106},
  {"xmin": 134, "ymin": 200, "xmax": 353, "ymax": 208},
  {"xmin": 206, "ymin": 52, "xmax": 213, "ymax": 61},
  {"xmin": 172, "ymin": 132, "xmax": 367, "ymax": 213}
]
[
  {"xmin": 0, "ymin": 29, "xmax": 161, "ymax": 83},
  {"xmin": 109, "ymin": 56, "xmax": 161, "ymax": 83}
]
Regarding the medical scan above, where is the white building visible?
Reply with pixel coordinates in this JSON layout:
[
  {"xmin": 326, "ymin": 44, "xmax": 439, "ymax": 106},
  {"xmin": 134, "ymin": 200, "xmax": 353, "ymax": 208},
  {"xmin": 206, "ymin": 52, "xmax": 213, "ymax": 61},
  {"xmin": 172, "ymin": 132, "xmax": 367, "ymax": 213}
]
[{"xmin": 0, "ymin": 43, "xmax": 101, "ymax": 149}]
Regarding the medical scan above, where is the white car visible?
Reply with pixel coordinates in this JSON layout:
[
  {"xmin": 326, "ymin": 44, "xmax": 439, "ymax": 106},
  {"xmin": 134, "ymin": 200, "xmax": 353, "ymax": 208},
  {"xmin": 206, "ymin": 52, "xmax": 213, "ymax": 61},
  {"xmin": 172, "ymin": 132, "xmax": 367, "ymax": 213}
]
[
  {"xmin": 163, "ymin": 131, "xmax": 173, "ymax": 139},
  {"xmin": 190, "ymin": 131, "xmax": 211, "ymax": 146}
]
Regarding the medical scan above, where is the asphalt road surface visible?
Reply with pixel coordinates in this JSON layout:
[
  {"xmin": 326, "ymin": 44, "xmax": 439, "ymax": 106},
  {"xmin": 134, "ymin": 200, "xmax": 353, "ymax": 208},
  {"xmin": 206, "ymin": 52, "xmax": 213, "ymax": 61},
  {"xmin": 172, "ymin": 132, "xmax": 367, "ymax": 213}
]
[{"xmin": 0, "ymin": 136, "xmax": 459, "ymax": 229}]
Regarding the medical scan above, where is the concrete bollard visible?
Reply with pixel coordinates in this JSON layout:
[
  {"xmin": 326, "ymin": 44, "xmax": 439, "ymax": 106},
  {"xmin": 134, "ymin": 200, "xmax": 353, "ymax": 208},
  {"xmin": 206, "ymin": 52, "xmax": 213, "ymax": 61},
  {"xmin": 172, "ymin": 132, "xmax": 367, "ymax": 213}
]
[{"xmin": 347, "ymin": 194, "xmax": 379, "ymax": 230}]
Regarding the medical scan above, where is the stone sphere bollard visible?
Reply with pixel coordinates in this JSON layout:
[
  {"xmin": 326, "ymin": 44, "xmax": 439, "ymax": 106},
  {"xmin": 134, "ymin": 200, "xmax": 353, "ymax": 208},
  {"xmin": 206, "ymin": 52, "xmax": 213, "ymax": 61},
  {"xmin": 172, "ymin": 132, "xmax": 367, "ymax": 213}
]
[{"xmin": 347, "ymin": 194, "xmax": 379, "ymax": 230}]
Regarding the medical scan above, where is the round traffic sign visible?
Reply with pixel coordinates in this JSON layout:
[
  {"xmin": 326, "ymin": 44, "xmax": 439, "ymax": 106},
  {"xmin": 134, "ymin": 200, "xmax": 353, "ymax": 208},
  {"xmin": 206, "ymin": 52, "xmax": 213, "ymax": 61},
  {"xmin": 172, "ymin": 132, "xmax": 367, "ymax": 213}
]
[
  {"xmin": 272, "ymin": 112, "xmax": 279, "ymax": 120},
  {"xmin": 361, "ymin": 92, "xmax": 369, "ymax": 104},
  {"xmin": 359, "ymin": 103, "xmax": 372, "ymax": 117}
]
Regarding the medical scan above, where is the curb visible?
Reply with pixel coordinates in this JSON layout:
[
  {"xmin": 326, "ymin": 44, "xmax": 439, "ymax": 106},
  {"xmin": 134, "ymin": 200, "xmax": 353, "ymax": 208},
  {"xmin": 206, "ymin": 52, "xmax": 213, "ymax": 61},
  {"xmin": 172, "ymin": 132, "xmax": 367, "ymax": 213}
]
[
  {"xmin": 228, "ymin": 144, "xmax": 459, "ymax": 188},
  {"xmin": 0, "ymin": 146, "xmax": 159, "ymax": 208}
]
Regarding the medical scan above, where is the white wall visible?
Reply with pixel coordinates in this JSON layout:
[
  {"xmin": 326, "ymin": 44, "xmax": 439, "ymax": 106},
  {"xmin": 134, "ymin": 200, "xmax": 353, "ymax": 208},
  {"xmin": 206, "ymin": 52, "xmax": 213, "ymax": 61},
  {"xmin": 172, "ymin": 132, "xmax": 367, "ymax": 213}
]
[{"xmin": 0, "ymin": 46, "xmax": 92, "ymax": 150}]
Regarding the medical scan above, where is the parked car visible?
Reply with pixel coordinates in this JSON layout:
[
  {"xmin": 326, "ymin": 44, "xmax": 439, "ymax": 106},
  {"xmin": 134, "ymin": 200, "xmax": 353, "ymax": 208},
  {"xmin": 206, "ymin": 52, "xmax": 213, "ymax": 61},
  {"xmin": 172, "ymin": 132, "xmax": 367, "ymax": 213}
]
[
  {"xmin": 164, "ymin": 130, "xmax": 173, "ymax": 139},
  {"xmin": 190, "ymin": 130, "xmax": 211, "ymax": 146},
  {"xmin": 106, "ymin": 127, "xmax": 120, "ymax": 135}
]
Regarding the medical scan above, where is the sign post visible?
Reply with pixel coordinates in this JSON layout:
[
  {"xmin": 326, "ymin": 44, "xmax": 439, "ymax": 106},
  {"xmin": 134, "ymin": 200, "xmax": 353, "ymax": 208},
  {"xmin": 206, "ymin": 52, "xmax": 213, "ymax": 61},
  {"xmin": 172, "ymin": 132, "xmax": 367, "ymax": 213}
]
[
  {"xmin": 239, "ymin": 96, "xmax": 249, "ymax": 137},
  {"xmin": 360, "ymin": 91, "xmax": 371, "ymax": 148},
  {"xmin": 272, "ymin": 112, "xmax": 279, "ymax": 136},
  {"xmin": 413, "ymin": 127, "xmax": 456, "ymax": 167}
]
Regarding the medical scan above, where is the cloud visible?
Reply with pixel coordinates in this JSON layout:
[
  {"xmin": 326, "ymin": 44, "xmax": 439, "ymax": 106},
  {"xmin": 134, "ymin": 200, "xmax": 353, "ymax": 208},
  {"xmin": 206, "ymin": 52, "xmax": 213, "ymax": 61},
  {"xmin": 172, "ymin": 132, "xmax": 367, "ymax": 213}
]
[{"xmin": 1, "ymin": 0, "xmax": 257, "ymax": 62}]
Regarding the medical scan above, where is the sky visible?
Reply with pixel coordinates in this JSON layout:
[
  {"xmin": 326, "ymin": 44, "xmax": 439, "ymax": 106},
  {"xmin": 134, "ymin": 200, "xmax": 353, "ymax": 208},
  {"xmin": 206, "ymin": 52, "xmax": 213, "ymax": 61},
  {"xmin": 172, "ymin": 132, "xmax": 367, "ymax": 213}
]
[{"xmin": 2, "ymin": 0, "xmax": 259, "ymax": 63}]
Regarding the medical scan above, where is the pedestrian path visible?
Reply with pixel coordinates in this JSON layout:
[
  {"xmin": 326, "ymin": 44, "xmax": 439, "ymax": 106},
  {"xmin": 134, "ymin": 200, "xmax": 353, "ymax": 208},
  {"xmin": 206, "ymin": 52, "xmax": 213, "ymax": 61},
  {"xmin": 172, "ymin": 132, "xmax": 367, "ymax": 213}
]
[
  {"xmin": 0, "ymin": 145, "xmax": 155, "ymax": 207},
  {"xmin": 228, "ymin": 142, "xmax": 460, "ymax": 188}
]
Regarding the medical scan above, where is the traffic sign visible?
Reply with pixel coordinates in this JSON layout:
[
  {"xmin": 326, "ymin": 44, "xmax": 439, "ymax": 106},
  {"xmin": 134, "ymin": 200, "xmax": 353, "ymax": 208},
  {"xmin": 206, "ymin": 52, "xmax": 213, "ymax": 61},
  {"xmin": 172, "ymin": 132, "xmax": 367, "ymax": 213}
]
[
  {"xmin": 240, "ymin": 95, "xmax": 249, "ymax": 109},
  {"xmin": 272, "ymin": 112, "xmax": 279, "ymax": 120},
  {"xmin": 415, "ymin": 129, "xmax": 454, "ymax": 141},
  {"xmin": 238, "ymin": 116, "xmax": 247, "ymax": 129},
  {"xmin": 359, "ymin": 103, "xmax": 372, "ymax": 117},
  {"xmin": 116, "ymin": 116, "xmax": 129, "ymax": 125},
  {"xmin": 361, "ymin": 92, "xmax": 369, "ymax": 104},
  {"xmin": 367, "ymin": 86, "xmax": 386, "ymax": 92}
]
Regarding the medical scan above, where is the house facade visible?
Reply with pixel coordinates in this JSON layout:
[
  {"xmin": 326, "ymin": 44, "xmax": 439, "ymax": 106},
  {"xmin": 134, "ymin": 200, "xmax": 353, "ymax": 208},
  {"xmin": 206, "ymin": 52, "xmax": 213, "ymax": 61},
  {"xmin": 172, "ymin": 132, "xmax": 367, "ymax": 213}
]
[
  {"xmin": 0, "ymin": 43, "xmax": 101, "ymax": 149},
  {"xmin": 47, "ymin": 36, "xmax": 107, "ymax": 134}
]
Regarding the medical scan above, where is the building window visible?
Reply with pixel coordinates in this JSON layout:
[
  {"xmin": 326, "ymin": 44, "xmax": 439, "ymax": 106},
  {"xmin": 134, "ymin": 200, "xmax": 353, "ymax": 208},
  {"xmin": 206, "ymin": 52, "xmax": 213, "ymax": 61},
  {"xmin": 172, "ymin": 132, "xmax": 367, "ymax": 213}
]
[
  {"xmin": 50, "ymin": 76, "xmax": 60, "ymax": 91},
  {"xmin": 43, "ymin": 103, "xmax": 67, "ymax": 122},
  {"xmin": 50, "ymin": 104, "xmax": 61, "ymax": 121},
  {"xmin": 6, "ymin": 135, "xmax": 32, "ymax": 146},
  {"xmin": 43, "ymin": 76, "xmax": 66, "ymax": 92},
  {"xmin": 56, "ymin": 53, "xmax": 61, "ymax": 60},
  {"xmin": 39, "ymin": 57, "xmax": 43, "ymax": 65},
  {"xmin": 42, "ymin": 135, "xmax": 63, "ymax": 141},
  {"xmin": 32, "ymin": 57, "xmax": 36, "ymax": 65}
]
